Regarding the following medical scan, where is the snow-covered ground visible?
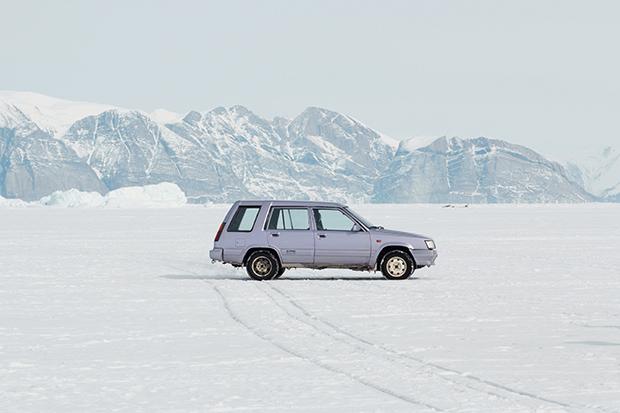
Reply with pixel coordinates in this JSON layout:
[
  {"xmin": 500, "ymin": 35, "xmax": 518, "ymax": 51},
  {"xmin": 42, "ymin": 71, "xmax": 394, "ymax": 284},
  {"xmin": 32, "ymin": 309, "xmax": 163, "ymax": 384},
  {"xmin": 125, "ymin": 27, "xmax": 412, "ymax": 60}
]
[{"xmin": 1, "ymin": 204, "xmax": 619, "ymax": 412}]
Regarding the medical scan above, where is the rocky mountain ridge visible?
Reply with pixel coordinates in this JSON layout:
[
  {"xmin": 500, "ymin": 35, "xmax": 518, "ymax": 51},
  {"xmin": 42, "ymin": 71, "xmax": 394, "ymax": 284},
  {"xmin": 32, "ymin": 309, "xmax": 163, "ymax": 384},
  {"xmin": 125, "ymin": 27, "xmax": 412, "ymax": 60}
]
[{"xmin": 0, "ymin": 91, "xmax": 608, "ymax": 203}]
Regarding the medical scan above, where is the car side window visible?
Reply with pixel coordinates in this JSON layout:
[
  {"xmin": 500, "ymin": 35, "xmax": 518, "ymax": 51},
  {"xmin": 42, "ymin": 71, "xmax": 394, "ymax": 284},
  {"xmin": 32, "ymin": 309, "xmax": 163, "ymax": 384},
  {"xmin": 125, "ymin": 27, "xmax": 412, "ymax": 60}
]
[
  {"xmin": 313, "ymin": 209, "xmax": 356, "ymax": 231},
  {"xmin": 227, "ymin": 206, "xmax": 260, "ymax": 232},
  {"xmin": 267, "ymin": 208, "xmax": 309, "ymax": 230}
]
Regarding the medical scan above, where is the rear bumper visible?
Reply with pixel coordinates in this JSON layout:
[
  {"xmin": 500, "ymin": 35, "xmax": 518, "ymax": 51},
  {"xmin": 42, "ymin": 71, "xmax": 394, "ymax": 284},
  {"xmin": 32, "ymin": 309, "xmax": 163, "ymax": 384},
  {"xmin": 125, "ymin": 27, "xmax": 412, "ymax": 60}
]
[
  {"xmin": 209, "ymin": 248, "xmax": 223, "ymax": 261},
  {"xmin": 411, "ymin": 248, "xmax": 438, "ymax": 267}
]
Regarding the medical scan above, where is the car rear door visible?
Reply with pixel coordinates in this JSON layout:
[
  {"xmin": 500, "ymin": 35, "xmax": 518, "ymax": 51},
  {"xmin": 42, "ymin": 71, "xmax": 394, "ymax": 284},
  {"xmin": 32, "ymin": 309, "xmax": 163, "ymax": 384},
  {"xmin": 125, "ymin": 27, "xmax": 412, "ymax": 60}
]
[
  {"xmin": 312, "ymin": 208, "xmax": 371, "ymax": 266},
  {"xmin": 266, "ymin": 207, "xmax": 314, "ymax": 265}
]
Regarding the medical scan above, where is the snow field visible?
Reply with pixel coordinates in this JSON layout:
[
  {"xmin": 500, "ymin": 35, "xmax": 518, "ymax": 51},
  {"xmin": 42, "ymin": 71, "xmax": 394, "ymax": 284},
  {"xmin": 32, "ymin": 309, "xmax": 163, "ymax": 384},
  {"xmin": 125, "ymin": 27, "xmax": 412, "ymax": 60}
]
[{"xmin": 0, "ymin": 204, "xmax": 619, "ymax": 412}]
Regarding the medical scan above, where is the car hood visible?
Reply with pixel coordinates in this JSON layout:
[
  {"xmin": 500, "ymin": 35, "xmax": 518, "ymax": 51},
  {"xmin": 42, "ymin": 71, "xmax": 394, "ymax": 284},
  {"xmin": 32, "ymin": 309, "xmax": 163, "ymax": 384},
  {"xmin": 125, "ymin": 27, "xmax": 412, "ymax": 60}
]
[{"xmin": 369, "ymin": 228, "xmax": 431, "ymax": 240}]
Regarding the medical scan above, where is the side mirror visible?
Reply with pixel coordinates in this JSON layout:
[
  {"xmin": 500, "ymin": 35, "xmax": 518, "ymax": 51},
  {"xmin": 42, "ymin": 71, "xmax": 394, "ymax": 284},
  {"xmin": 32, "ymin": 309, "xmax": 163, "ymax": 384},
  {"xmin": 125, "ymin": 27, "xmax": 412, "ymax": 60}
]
[{"xmin": 352, "ymin": 223, "xmax": 362, "ymax": 232}]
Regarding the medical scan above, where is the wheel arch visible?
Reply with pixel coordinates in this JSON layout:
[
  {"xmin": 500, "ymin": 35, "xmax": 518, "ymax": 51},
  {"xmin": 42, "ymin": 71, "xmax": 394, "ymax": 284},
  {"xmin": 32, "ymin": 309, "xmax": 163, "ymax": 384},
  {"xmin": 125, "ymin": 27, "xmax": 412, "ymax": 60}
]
[
  {"xmin": 374, "ymin": 245, "xmax": 416, "ymax": 270},
  {"xmin": 242, "ymin": 247, "xmax": 282, "ymax": 267}
]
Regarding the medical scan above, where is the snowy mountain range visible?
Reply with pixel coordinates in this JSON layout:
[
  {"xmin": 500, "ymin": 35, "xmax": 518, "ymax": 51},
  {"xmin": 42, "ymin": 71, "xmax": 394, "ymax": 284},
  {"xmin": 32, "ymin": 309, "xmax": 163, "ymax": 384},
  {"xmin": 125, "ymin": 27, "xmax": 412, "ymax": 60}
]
[{"xmin": 0, "ymin": 91, "xmax": 613, "ymax": 203}]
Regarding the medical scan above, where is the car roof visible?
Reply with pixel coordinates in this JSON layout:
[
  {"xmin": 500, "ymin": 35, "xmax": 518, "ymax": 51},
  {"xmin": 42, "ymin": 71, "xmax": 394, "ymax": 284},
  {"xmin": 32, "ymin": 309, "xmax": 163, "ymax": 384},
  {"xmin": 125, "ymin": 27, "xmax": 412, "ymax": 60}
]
[{"xmin": 235, "ymin": 200, "xmax": 346, "ymax": 208}]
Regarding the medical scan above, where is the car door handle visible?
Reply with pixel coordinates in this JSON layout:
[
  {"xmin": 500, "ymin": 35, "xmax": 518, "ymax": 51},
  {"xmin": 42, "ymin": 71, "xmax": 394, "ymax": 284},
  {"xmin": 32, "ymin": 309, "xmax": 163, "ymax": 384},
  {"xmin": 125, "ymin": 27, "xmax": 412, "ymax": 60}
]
[
  {"xmin": 318, "ymin": 234, "xmax": 326, "ymax": 238},
  {"xmin": 271, "ymin": 233, "xmax": 280, "ymax": 237}
]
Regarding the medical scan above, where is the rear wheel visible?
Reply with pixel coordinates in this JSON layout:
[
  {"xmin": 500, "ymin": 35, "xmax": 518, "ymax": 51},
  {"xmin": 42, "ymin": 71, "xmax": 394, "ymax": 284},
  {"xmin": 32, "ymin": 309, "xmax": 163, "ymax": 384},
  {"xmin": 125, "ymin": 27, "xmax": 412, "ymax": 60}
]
[
  {"xmin": 246, "ymin": 250, "xmax": 280, "ymax": 281},
  {"xmin": 380, "ymin": 250, "xmax": 414, "ymax": 280}
]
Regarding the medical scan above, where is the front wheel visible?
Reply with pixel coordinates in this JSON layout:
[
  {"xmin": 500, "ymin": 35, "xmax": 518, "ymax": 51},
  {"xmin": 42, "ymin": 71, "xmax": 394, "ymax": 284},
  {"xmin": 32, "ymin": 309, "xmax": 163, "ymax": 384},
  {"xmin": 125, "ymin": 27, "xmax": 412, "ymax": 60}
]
[
  {"xmin": 380, "ymin": 250, "xmax": 414, "ymax": 280},
  {"xmin": 246, "ymin": 250, "xmax": 280, "ymax": 281},
  {"xmin": 274, "ymin": 267, "xmax": 286, "ymax": 279}
]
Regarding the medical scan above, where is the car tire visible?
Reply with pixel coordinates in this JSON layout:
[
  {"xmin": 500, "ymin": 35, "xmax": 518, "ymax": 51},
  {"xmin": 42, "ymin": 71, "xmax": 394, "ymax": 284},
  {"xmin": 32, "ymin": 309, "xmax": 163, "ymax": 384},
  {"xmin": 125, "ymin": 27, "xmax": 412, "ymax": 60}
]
[
  {"xmin": 274, "ymin": 267, "xmax": 286, "ymax": 279},
  {"xmin": 246, "ymin": 250, "xmax": 280, "ymax": 281},
  {"xmin": 380, "ymin": 250, "xmax": 414, "ymax": 280}
]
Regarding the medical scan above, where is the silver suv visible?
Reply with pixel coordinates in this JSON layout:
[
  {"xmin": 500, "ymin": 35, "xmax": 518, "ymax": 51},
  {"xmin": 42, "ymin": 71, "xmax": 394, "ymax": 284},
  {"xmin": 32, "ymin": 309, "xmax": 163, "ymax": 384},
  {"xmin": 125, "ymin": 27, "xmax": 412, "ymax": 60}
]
[{"xmin": 209, "ymin": 201, "xmax": 437, "ymax": 280}]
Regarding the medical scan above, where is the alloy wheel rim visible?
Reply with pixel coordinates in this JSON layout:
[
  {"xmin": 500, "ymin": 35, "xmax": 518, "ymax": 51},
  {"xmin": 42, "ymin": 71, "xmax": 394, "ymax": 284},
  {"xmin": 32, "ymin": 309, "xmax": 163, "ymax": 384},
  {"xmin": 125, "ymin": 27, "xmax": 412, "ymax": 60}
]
[
  {"xmin": 386, "ymin": 256, "xmax": 407, "ymax": 277},
  {"xmin": 252, "ymin": 257, "xmax": 272, "ymax": 276}
]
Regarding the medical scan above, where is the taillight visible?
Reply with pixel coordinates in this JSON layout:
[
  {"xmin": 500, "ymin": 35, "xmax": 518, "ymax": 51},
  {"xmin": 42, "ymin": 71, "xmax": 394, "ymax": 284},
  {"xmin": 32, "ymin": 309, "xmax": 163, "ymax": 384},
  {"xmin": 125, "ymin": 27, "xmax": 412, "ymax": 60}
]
[{"xmin": 214, "ymin": 222, "xmax": 225, "ymax": 242}]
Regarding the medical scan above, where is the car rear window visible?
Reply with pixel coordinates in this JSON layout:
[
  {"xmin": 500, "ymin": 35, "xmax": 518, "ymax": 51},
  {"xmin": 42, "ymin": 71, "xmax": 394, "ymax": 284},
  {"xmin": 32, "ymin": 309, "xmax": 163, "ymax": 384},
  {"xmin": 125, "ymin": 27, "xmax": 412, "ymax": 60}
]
[{"xmin": 227, "ymin": 206, "xmax": 261, "ymax": 232}]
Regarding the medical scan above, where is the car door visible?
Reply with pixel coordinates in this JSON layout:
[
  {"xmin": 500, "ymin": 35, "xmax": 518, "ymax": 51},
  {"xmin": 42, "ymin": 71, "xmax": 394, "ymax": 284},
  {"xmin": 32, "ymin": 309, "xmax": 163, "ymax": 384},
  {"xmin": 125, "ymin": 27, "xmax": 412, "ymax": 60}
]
[
  {"xmin": 266, "ymin": 207, "xmax": 314, "ymax": 264},
  {"xmin": 312, "ymin": 208, "xmax": 371, "ymax": 266}
]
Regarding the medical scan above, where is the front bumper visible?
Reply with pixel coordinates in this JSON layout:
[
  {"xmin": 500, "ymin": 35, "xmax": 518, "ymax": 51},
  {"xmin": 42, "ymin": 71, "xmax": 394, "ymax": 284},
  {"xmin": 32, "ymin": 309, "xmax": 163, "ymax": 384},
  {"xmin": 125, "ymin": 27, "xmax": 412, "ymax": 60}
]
[
  {"xmin": 209, "ymin": 248, "xmax": 223, "ymax": 261},
  {"xmin": 411, "ymin": 248, "xmax": 438, "ymax": 267}
]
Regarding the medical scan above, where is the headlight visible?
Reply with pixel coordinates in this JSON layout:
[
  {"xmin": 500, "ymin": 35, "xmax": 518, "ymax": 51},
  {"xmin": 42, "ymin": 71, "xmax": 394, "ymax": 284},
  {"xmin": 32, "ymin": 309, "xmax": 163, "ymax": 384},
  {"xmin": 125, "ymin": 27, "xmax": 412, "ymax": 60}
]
[{"xmin": 424, "ymin": 240, "xmax": 436, "ymax": 250}]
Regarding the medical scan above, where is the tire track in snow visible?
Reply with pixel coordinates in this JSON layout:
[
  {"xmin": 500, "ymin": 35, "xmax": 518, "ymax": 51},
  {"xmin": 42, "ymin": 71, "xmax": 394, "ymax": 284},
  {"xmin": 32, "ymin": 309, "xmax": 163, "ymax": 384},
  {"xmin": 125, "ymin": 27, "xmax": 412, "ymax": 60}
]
[
  {"xmin": 257, "ymin": 283, "xmax": 532, "ymax": 410},
  {"xmin": 205, "ymin": 280, "xmax": 443, "ymax": 412},
  {"xmin": 266, "ymin": 284, "xmax": 586, "ymax": 413}
]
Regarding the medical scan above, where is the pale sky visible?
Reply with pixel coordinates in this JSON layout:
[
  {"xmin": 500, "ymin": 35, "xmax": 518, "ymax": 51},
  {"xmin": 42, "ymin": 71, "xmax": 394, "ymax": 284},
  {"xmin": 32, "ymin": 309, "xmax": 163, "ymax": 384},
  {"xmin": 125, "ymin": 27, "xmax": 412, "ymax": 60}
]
[{"xmin": 1, "ymin": 0, "xmax": 618, "ymax": 159}]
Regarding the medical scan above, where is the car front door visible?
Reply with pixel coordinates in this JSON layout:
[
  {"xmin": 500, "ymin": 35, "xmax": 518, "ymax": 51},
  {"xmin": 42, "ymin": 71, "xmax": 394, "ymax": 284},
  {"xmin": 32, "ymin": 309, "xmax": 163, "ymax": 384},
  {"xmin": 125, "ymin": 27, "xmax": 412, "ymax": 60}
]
[
  {"xmin": 312, "ymin": 208, "xmax": 371, "ymax": 266},
  {"xmin": 266, "ymin": 207, "xmax": 314, "ymax": 265}
]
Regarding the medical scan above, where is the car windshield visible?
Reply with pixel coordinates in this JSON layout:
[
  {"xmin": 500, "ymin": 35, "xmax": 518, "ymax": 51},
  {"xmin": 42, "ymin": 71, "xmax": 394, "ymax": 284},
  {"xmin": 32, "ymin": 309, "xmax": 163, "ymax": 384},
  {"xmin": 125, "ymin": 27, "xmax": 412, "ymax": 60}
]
[{"xmin": 345, "ymin": 207, "xmax": 379, "ymax": 229}]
